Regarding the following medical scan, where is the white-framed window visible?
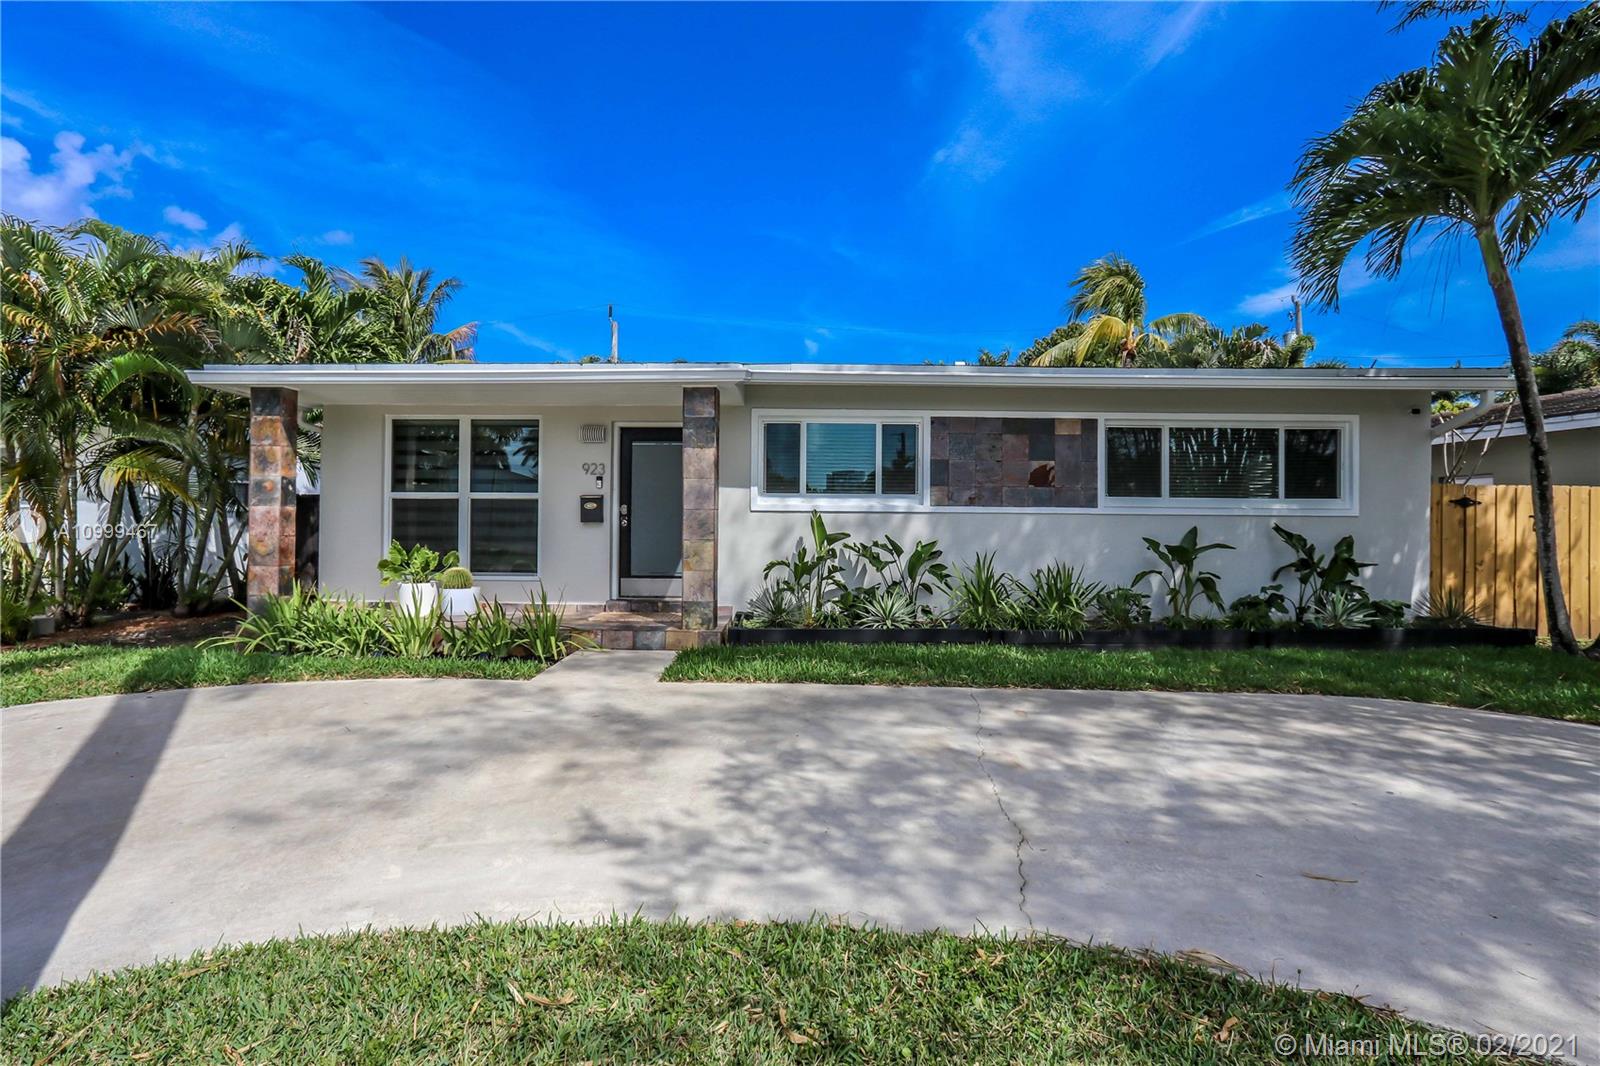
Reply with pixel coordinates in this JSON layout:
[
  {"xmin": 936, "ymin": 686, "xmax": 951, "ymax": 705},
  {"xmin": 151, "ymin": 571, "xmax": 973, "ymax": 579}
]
[
  {"xmin": 1103, "ymin": 418, "xmax": 1353, "ymax": 512},
  {"xmin": 387, "ymin": 416, "xmax": 540, "ymax": 576},
  {"xmin": 756, "ymin": 415, "xmax": 923, "ymax": 505}
]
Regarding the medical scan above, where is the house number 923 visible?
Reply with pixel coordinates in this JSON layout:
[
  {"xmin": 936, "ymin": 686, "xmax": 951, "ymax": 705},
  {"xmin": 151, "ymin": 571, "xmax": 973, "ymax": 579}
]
[{"xmin": 582, "ymin": 462, "xmax": 606, "ymax": 476}]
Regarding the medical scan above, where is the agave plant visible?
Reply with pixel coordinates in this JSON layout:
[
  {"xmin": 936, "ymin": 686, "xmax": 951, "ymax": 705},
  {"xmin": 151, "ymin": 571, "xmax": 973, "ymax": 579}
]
[
  {"xmin": 743, "ymin": 583, "xmax": 800, "ymax": 628},
  {"xmin": 1308, "ymin": 589, "xmax": 1380, "ymax": 630},
  {"xmin": 855, "ymin": 586, "xmax": 921, "ymax": 630}
]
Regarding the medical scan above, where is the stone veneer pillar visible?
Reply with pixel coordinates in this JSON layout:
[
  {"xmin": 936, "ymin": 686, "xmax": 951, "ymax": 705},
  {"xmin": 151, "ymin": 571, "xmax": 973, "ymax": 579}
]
[
  {"xmin": 681, "ymin": 386, "xmax": 720, "ymax": 630},
  {"xmin": 247, "ymin": 387, "xmax": 298, "ymax": 611}
]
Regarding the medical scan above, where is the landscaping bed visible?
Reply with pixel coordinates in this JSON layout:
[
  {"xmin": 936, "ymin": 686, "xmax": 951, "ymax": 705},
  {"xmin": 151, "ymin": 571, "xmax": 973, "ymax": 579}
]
[
  {"xmin": 0, "ymin": 917, "xmax": 1544, "ymax": 1065},
  {"xmin": 665, "ymin": 644, "xmax": 1600, "ymax": 724}
]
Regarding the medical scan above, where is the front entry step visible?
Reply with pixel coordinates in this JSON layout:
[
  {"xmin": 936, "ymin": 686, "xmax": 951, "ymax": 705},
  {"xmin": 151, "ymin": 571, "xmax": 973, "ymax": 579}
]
[{"xmin": 605, "ymin": 597, "xmax": 680, "ymax": 614}]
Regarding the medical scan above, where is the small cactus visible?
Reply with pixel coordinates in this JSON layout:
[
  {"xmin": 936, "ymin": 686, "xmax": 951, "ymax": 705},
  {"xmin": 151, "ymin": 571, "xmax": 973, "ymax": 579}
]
[{"xmin": 437, "ymin": 566, "xmax": 475, "ymax": 590}]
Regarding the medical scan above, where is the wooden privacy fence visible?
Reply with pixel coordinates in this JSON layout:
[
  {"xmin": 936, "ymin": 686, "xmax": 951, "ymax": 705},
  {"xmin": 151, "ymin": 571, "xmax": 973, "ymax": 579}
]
[{"xmin": 1430, "ymin": 484, "xmax": 1599, "ymax": 640}]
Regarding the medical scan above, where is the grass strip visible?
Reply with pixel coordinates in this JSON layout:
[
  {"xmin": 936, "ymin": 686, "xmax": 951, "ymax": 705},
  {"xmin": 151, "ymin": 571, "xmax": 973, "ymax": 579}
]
[
  {"xmin": 662, "ymin": 643, "xmax": 1599, "ymax": 723},
  {"xmin": 1, "ymin": 643, "xmax": 547, "ymax": 707},
  {"xmin": 0, "ymin": 917, "xmax": 1539, "ymax": 1064}
]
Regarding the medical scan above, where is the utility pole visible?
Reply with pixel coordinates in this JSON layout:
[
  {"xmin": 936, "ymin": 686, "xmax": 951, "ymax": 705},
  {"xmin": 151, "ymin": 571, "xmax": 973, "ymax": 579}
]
[
  {"xmin": 1287, "ymin": 293, "xmax": 1305, "ymax": 341},
  {"xmin": 608, "ymin": 304, "xmax": 619, "ymax": 363}
]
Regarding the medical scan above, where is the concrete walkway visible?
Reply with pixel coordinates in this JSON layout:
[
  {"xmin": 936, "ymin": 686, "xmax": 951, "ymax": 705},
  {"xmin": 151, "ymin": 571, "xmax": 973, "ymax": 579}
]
[{"xmin": 3, "ymin": 652, "xmax": 1596, "ymax": 1046}]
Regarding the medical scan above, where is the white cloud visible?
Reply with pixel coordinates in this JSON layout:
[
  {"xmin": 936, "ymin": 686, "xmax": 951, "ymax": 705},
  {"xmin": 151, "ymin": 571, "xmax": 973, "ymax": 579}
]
[
  {"xmin": 1238, "ymin": 280, "xmax": 1299, "ymax": 317},
  {"xmin": 0, "ymin": 86, "xmax": 63, "ymax": 123},
  {"xmin": 319, "ymin": 228, "xmax": 354, "ymax": 245},
  {"xmin": 0, "ymin": 131, "xmax": 142, "ymax": 226},
  {"xmin": 163, "ymin": 204, "xmax": 207, "ymax": 231},
  {"xmin": 803, "ymin": 338, "xmax": 820, "ymax": 356},
  {"xmin": 490, "ymin": 321, "xmax": 574, "ymax": 360},
  {"xmin": 212, "ymin": 221, "xmax": 245, "ymax": 245},
  {"xmin": 1187, "ymin": 192, "xmax": 1292, "ymax": 243},
  {"xmin": 931, "ymin": 3, "xmax": 1216, "ymax": 181},
  {"xmin": 1142, "ymin": 2, "xmax": 1211, "ymax": 71}
]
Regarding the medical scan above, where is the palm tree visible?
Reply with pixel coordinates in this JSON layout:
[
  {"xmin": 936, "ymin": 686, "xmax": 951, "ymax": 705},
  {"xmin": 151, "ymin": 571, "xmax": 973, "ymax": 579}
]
[
  {"xmin": 245, "ymin": 255, "xmax": 380, "ymax": 364},
  {"xmin": 1026, "ymin": 255, "xmax": 1206, "ymax": 367},
  {"xmin": 1535, "ymin": 319, "xmax": 1600, "ymax": 393},
  {"xmin": 1289, "ymin": 9, "xmax": 1599, "ymax": 655},
  {"xmin": 359, "ymin": 257, "xmax": 477, "ymax": 363}
]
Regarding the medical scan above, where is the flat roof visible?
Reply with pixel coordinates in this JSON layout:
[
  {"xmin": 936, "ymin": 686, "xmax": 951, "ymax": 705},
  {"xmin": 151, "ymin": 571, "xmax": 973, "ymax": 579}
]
[{"xmin": 189, "ymin": 361, "xmax": 1512, "ymax": 406}]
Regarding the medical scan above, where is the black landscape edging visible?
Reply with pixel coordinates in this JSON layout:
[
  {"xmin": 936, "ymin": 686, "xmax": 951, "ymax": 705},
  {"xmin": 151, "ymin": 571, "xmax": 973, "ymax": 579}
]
[{"xmin": 725, "ymin": 620, "xmax": 1536, "ymax": 650}]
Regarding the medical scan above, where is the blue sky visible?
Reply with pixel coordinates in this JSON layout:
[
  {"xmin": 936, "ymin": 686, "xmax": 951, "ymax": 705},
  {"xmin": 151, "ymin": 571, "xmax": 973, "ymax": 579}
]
[{"xmin": 3, "ymin": 2, "xmax": 1594, "ymax": 367}]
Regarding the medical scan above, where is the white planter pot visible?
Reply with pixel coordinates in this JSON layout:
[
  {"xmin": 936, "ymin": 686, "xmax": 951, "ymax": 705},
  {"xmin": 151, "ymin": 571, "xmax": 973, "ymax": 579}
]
[
  {"xmin": 396, "ymin": 582, "xmax": 438, "ymax": 616},
  {"xmin": 441, "ymin": 587, "xmax": 480, "ymax": 620}
]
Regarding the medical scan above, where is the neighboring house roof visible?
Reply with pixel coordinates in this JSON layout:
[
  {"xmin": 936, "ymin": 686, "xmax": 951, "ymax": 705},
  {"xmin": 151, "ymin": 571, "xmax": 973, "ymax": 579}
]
[
  {"xmin": 190, "ymin": 362, "xmax": 1511, "ymax": 407},
  {"xmin": 1434, "ymin": 386, "xmax": 1600, "ymax": 442}
]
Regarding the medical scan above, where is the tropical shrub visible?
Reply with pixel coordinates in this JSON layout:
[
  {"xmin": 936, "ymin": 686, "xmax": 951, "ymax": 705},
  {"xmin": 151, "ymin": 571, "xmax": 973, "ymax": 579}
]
[
  {"xmin": 1133, "ymin": 527, "xmax": 1234, "ymax": 625},
  {"xmin": 848, "ymin": 534, "xmax": 952, "ymax": 610},
  {"xmin": 762, "ymin": 511, "xmax": 851, "ymax": 626},
  {"xmin": 514, "ymin": 586, "xmax": 593, "ymax": 662},
  {"xmin": 376, "ymin": 541, "xmax": 458, "ymax": 586},
  {"xmin": 1009, "ymin": 564, "xmax": 1101, "ymax": 638},
  {"xmin": 1270, "ymin": 525, "xmax": 1374, "ymax": 623},
  {"xmin": 1225, "ymin": 584, "xmax": 1292, "ymax": 632},
  {"xmin": 1092, "ymin": 585, "xmax": 1152, "ymax": 629},
  {"xmin": 443, "ymin": 598, "xmax": 515, "ymax": 658},
  {"xmin": 949, "ymin": 554, "xmax": 1015, "ymax": 630}
]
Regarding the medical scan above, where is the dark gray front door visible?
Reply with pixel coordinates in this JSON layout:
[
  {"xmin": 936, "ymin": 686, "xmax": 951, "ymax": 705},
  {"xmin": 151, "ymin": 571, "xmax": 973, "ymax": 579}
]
[{"xmin": 618, "ymin": 427, "xmax": 683, "ymax": 597}]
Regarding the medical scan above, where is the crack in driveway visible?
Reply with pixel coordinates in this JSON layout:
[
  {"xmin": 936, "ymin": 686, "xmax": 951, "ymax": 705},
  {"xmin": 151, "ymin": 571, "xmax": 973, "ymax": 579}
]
[{"xmin": 971, "ymin": 692, "xmax": 1033, "ymax": 932}]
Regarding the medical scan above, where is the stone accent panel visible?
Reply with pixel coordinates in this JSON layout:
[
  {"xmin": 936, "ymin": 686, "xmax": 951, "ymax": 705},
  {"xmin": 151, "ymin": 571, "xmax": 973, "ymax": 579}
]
[
  {"xmin": 681, "ymin": 387, "xmax": 720, "ymax": 629},
  {"xmin": 929, "ymin": 417, "xmax": 1097, "ymax": 508},
  {"xmin": 247, "ymin": 387, "xmax": 298, "ymax": 610}
]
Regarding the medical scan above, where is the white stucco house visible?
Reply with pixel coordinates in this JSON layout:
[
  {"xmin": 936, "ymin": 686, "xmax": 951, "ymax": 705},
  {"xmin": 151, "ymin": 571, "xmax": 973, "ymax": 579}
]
[
  {"xmin": 189, "ymin": 362, "xmax": 1509, "ymax": 639},
  {"xmin": 1433, "ymin": 385, "xmax": 1600, "ymax": 486}
]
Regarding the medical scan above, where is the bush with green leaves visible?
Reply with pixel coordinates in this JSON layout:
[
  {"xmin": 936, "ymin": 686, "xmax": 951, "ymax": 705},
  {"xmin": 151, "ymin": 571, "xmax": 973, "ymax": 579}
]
[
  {"xmin": 211, "ymin": 584, "xmax": 596, "ymax": 663},
  {"xmin": 762, "ymin": 511, "xmax": 851, "ymax": 627},
  {"xmin": 376, "ymin": 541, "xmax": 458, "ymax": 586},
  {"xmin": 1270, "ymin": 524, "xmax": 1374, "ymax": 623},
  {"xmin": 1092, "ymin": 585, "xmax": 1152, "ymax": 630},
  {"xmin": 1133, "ymin": 526, "xmax": 1234, "ymax": 626},
  {"xmin": 1008, "ymin": 564, "xmax": 1101, "ymax": 638},
  {"xmin": 1225, "ymin": 584, "xmax": 1292, "ymax": 632},
  {"xmin": 514, "ymin": 585, "xmax": 594, "ymax": 662},
  {"xmin": 443, "ymin": 598, "xmax": 514, "ymax": 658},
  {"xmin": 948, "ymin": 553, "xmax": 1016, "ymax": 630},
  {"xmin": 437, "ymin": 566, "xmax": 475, "ymax": 590},
  {"xmin": 741, "ymin": 584, "xmax": 800, "ymax": 628},
  {"xmin": 848, "ymin": 534, "xmax": 951, "ymax": 614}
]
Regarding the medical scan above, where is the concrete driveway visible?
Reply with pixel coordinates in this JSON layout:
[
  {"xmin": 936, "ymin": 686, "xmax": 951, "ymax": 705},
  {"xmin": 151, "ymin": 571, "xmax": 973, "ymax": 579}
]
[{"xmin": 4, "ymin": 652, "xmax": 1596, "ymax": 1045}]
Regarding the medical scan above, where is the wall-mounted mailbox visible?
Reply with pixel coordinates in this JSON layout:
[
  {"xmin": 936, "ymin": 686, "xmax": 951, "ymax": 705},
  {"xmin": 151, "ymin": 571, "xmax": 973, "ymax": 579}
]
[{"xmin": 579, "ymin": 494, "xmax": 604, "ymax": 523}]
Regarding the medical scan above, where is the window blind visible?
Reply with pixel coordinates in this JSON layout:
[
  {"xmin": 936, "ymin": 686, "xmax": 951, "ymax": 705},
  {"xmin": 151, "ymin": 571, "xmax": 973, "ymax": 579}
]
[{"xmin": 1168, "ymin": 427, "xmax": 1279, "ymax": 499}]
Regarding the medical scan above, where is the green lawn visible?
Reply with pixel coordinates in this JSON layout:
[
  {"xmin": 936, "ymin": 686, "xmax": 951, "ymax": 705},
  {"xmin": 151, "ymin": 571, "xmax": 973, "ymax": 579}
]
[
  {"xmin": 0, "ymin": 918, "xmax": 1536, "ymax": 1064},
  {"xmin": 663, "ymin": 644, "xmax": 1600, "ymax": 724},
  {"xmin": 0, "ymin": 643, "xmax": 548, "ymax": 707}
]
